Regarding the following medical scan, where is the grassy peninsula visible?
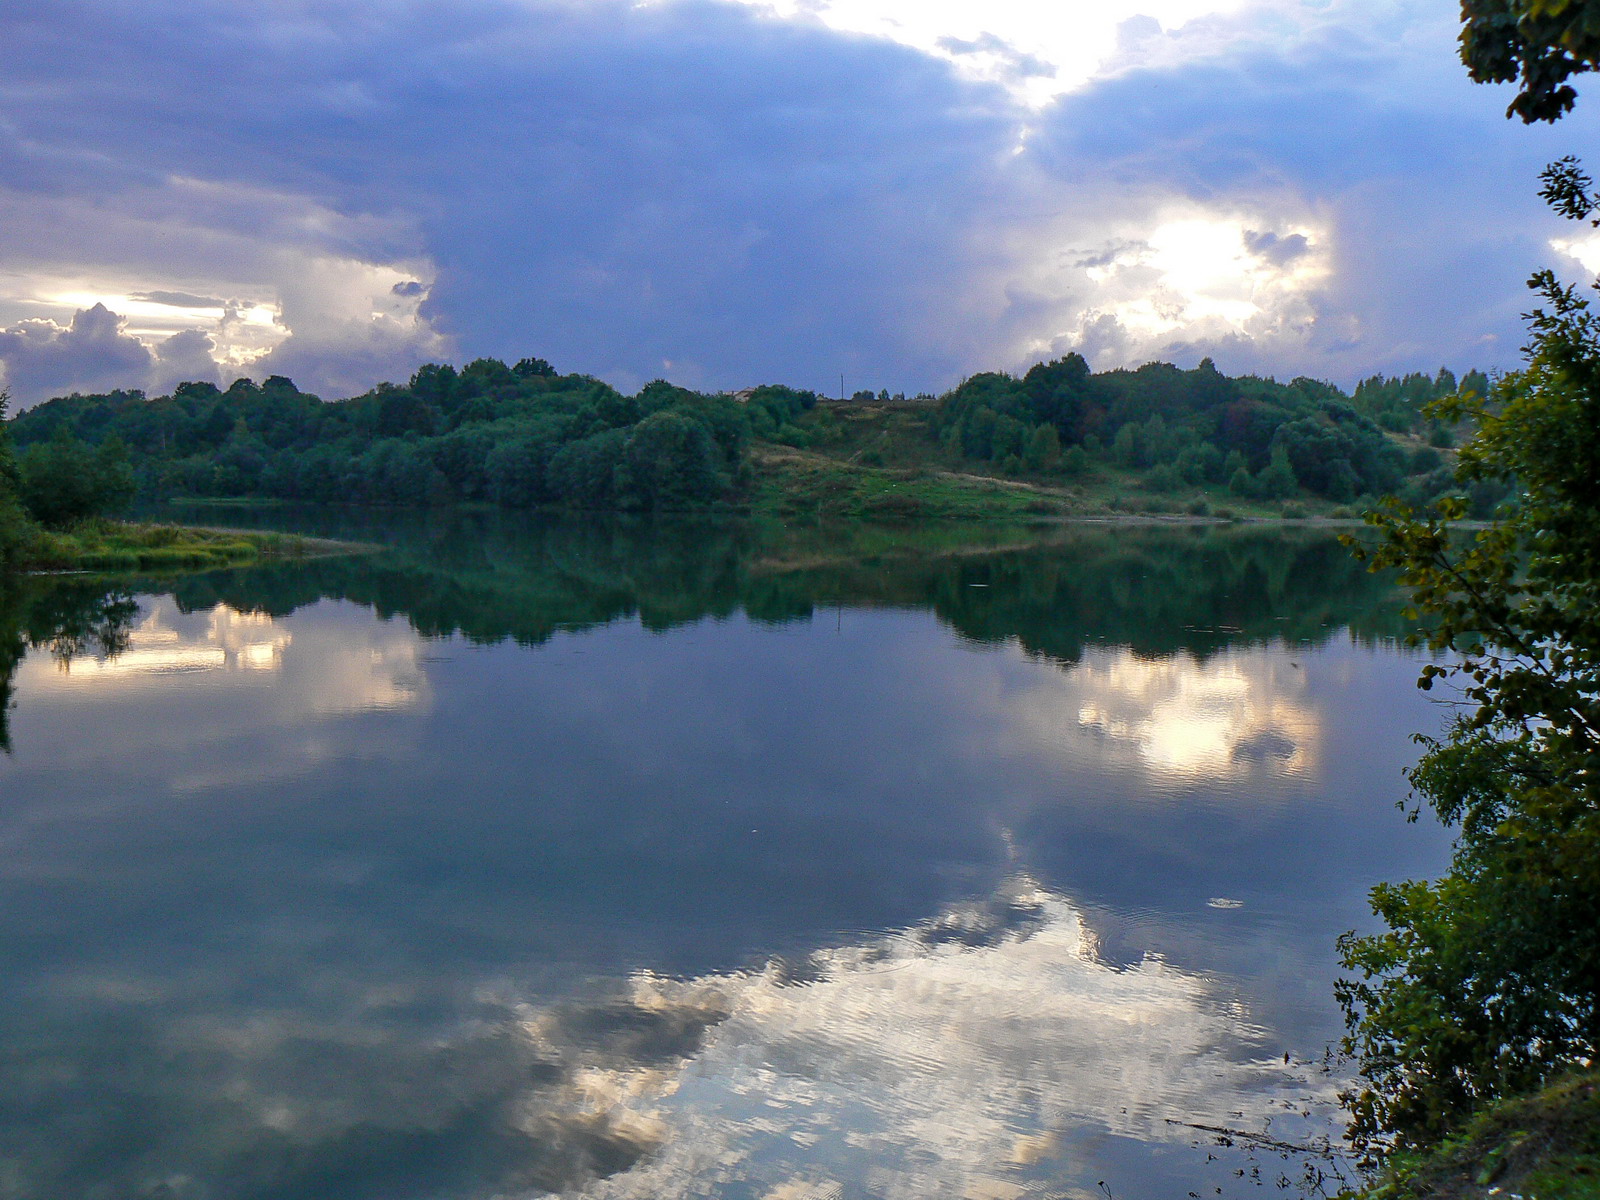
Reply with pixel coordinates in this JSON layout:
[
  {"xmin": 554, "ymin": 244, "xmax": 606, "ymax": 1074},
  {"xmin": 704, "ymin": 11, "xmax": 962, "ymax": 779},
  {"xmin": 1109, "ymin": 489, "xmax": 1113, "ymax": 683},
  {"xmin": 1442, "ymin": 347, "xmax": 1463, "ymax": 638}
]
[{"xmin": 20, "ymin": 519, "xmax": 352, "ymax": 573}]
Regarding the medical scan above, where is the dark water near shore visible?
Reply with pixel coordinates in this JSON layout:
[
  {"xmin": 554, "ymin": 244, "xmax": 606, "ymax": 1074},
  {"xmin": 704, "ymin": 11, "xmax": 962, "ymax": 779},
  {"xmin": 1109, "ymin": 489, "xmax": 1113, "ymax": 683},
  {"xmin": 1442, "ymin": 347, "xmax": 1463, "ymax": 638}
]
[{"xmin": 0, "ymin": 513, "xmax": 1453, "ymax": 1200}]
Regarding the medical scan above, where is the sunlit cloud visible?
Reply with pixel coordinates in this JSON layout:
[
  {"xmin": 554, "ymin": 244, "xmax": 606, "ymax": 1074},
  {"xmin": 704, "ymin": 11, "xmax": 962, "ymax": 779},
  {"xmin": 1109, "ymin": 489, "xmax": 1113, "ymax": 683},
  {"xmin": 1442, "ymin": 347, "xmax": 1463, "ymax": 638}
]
[
  {"xmin": 1551, "ymin": 231, "xmax": 1600, "ymax": 279},
  {"xmin": 981, "ymin": 197, "xmax": 1333, "ymax": 372},
  {"xmin": 0, "ymin": 171, "xmax": 447, "ymax": 402},
  {"xmin": 0, "ymin": 0, "xmax": 1587, "ymax": 403},
  {"xmin": 38, "ymin": 289, "xmax": 281, "ymax": 364},
  {"xmin": 713, "ymin": 0, "xmax": 1254, "ymax": 106}
]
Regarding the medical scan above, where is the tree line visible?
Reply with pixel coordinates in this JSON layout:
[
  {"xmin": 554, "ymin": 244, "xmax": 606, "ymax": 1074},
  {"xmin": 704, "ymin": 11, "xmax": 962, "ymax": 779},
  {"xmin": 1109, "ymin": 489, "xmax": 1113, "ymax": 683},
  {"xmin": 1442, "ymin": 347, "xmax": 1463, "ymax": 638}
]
[
  {"xmin": 5, "ymin": 366, "xmax": 819, "ymax": 515},
  {"xmin": 5, "ymin": 351, "xmax": 1496, "ymax": 521},
  {"xmin": 932, "ymin": 355, "xmax": 1497, "ymax": 510}
]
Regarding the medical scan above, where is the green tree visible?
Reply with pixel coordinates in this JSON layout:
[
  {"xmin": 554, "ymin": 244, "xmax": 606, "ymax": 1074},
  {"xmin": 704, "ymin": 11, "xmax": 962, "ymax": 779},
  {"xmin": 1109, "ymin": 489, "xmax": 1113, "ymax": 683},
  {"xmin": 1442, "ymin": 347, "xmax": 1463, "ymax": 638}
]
[
  {"xmin": 513, "ymin": 356, "xmax": 557, "ymax": 379},
  {"xmin": 0, "ymin": 390, "xmax": 39, "ymax": 566},
  {"xmin": 1227, "ymin": 465, "xmax": 1256, "ymax": 498},
  {"xmin": 1175, "ymin": 442, "xmax": 1223, "ymax": 484},
  {"xmin": 17, "ymin": 428, "xmax": 136, "ymax": 528},
  {"xmin": 1112, "ymin": 421, "xmax": 1146, "ymax": 468},
  {"xmin": 1019, "ymin": 353, "xmax": 1092, "ymax": 441},
  {"xmin": 1462, "ymin": 0, "xmax": 1600, "ymax": 121},
  {"xmin": 1337, "ymin": 169, "xmax": 1600, "ymax": 1155},
  {"xmin": 1253, "ymin": 445, "xmax": 1298, "ymax": 499},
  {"xmin": 1022, "ymin": 424, "xmax": 1062, "ymax": 473},
  {"xmin": 617, "ymin": 410, "xmax": 719, "ymax": 507}
]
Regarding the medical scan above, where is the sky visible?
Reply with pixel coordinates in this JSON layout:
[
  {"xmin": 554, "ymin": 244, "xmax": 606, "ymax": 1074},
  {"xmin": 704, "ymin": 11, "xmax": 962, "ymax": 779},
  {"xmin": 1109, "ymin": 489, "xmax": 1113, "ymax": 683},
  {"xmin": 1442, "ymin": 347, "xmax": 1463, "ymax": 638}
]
[{"xmin": 2, "ymin": 0, "xmax": 1599, "ymax": 408}]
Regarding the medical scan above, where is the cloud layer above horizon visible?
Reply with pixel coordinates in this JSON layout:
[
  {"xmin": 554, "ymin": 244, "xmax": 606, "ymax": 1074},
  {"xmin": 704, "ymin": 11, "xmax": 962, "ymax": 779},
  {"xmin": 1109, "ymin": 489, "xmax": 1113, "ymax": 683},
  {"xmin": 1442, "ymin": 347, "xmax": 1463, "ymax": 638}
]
[{"xmin": 2, "ymin": 0, "xmax": 1598, "ymax": 407}]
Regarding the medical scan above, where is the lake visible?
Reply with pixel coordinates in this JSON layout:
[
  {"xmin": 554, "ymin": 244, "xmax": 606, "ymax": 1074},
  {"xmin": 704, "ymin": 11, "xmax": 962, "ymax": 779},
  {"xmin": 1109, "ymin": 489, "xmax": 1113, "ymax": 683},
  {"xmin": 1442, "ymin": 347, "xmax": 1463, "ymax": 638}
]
[{"xmin": 0, "ymin": 513, "xmax": 1454, "ymax": 1200}]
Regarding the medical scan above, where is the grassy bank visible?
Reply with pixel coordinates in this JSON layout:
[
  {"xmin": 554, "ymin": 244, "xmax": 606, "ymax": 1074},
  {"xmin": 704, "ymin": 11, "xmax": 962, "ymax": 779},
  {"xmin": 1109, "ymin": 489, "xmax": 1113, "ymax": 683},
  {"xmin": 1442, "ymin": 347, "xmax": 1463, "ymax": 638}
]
[
  {"xmin": 750, "ymin": 400, "xmax": 1377, "ymax": 522},
  {"xmin": 1347, "ymin": 1071, "xmax": 1600, "ymax": 1200},
  {"xmin": 749, "ymin": 442, "xmax": 1357, "ymax": 522},
  {"xmin": 19, "ymin": 519, "xmax": 361, "ymax": 573},
  {"xmin": 750, "ymin": 445, "xmax": 1077, "ymax": 519}
]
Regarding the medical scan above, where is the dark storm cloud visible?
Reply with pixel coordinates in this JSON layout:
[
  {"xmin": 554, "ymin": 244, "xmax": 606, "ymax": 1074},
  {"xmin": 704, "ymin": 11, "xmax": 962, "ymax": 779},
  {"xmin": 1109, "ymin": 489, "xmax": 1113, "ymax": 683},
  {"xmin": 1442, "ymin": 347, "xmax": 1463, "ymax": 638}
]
[
  {"xmin": 2, "ymin": 0, "xmax": 1597, "ymax": 401},
  {"xmin": 1242, "ymin": 231, "xmax": 1309, "ymax": 268},
  {"xmin": 151, "ymin": 327, "xmax": 223, "ymax": 392},
  {"xmin": 1, "ymin": 0, "xmax": 1020, "ymax": 398},
  {"xmin": 0, "ymin": 305, "xmax": 222, "ymax": 401}
]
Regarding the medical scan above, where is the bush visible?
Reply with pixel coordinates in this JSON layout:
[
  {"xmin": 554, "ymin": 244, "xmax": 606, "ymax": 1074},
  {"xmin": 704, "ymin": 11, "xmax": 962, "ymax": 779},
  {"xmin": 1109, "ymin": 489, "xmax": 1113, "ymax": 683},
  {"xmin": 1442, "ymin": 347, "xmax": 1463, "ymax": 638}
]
[
  {"xmin": 1061, "ymin": 446, "xmax": 1091, "ymax": 476},
  {"xmin": 0, "ymin": 493, "xmax": 40, "ymax": 567},
  {"xmin": 1143, "ymin": 463, "xmax": 1180, "ymax": 492},
  {"xmin": 18, "ymin": 432, "xmax": 136, "ymax": 527},
  {"xmin": 1410, "ymin": 445, "xmax": 1444, "ymax": 474}
]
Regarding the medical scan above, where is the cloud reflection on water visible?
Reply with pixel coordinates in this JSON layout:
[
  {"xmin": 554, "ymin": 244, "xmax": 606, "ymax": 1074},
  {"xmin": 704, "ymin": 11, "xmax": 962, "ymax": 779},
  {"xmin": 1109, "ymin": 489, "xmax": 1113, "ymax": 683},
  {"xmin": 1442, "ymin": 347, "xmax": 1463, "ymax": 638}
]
[
  {"xmin": 571, "ymin": 881, "xmax": 1335, "ymax": 1200},
  {"xmin": 17, "ymin": 597, "xmax": 426, "ymax": 713},
  {"xmin": 34, "ymin": 603, "xmax": 291, "ymax": 677},
  {"xmin": 1065, "ymin": 647, "xmax": 1316, "ymax": 783},
  {"xmin": 0, "ymin": 570, "xmax": 1430, "ymax": 1199},
  {"xmin": 0, "ymin": 878, "xmax": 1335, "ymax": 1200}
]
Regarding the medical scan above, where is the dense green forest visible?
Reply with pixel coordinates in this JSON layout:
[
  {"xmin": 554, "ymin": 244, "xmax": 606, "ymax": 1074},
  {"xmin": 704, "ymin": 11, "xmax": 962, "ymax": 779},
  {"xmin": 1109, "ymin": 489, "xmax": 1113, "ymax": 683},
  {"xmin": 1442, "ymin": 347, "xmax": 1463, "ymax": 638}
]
[
  {"xmin": 2, "ymin": 354, "xmax": 1499, "ymax": 525},
  {"xmin": 5, "ymin": 364, "xmax": 800, "ymax": 512},
  {"xmin": 930, "ymin": 356, "xmax": 1491, "ymax": 508}
]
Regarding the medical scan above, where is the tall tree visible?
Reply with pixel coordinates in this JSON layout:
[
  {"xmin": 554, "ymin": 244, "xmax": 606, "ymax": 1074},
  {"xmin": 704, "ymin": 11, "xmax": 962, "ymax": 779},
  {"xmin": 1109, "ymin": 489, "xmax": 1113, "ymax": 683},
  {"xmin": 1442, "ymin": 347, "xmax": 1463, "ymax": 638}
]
[
  {"xmin": 1339, "ymin": 240, "xmax": 1600, "ymax": 1148},
  {"xmin": 1336, "ymin": 16, "xmax": 1600, "ymax": 1148}
]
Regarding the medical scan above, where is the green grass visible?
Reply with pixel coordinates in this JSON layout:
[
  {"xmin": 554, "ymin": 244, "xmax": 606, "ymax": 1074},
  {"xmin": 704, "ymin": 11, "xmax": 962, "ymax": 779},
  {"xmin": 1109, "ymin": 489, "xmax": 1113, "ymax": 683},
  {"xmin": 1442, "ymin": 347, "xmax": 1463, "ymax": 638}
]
[
  {"xmin": 1346, "ymin": 1070, "xmax": 1600, "ymax": 1200},
  {"xmin": 19, "ymin": 518, "xmax": 355, "ymax": 573},
  {"xmin": 756, "ymin": 400, "xmax": 1366, "ymax": 522},
  {"xmin": 751, "ymin": 446, "xmax": 1079, "ymax": 520}
]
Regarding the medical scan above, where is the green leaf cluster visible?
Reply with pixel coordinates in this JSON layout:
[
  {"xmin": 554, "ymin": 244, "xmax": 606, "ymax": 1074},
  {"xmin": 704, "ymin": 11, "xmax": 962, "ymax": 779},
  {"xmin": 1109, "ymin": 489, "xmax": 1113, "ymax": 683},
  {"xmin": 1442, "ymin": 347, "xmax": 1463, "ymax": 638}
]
[
  {"xmin": 1462, "ymin": 0, "xmax": 1600, "ymax": 122},
  {"xmin": 1337, "ymin": 167, "xmax": 1600, "ymax": 1158}
]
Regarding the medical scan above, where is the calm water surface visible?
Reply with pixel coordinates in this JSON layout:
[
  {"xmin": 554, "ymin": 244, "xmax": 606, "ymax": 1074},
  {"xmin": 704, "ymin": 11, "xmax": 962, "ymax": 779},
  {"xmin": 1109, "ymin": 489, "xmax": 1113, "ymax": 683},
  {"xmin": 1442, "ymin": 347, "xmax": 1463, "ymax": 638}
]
[{"xmin": 0, "ymin": 515, "xmax": 1453, "ymax": 1200}]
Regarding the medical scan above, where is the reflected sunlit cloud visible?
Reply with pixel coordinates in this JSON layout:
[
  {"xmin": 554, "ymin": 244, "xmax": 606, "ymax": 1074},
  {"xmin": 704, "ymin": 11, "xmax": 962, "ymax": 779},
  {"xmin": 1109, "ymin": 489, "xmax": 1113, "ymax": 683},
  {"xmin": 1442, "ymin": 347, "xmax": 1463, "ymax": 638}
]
[
  {"xmin": 45, "ymin": 605, "xmax": 292, "ymax": 678},
  {"xmin": 970, "ymin": 643, "xmax": 1320, "ymax": 790},
  {"xmin": 1072, "ymin": 649, "xmax": 1317, "ymax": 781},
  {"xmin": 544, "ymin": 881, "xmax": 1337, "ymax": 1200},
  {"xmin": 21, "ymin": 600, "xmax": 424, "ymax": 715},
  {"xmin": 0, "ymin": 880, "xmax": 1340, "ymax": 1200}
]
